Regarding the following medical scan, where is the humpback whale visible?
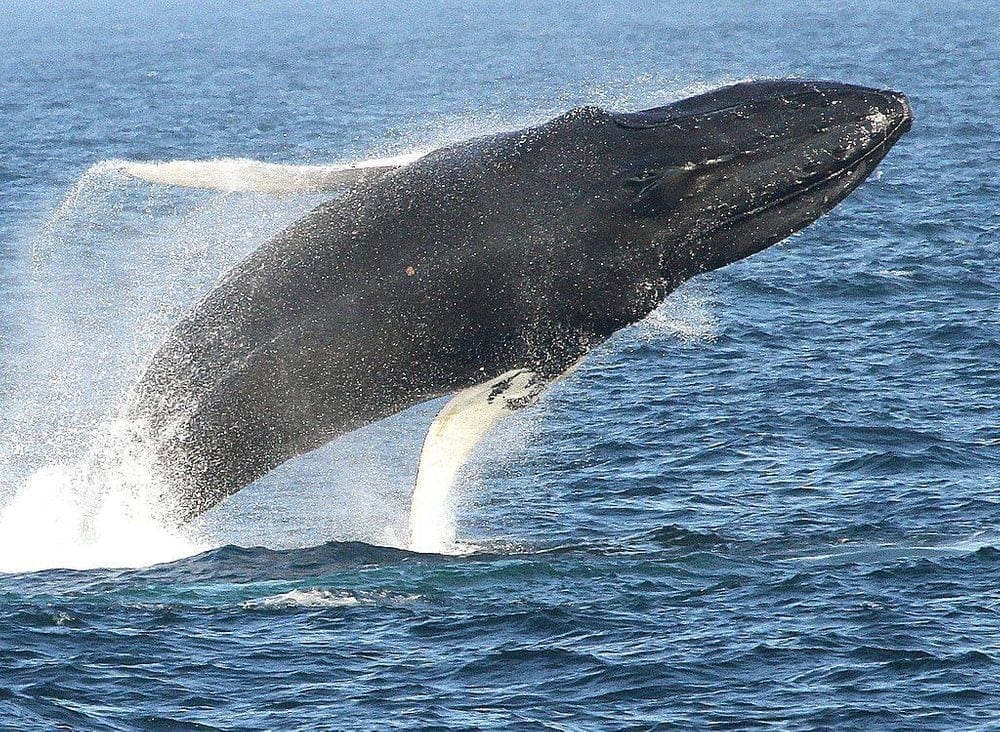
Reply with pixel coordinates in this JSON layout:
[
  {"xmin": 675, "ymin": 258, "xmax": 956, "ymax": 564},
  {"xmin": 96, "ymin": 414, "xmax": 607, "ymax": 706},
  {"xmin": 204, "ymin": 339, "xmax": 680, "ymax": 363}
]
[{"xmin": 126, "ymin": 80, "xmax": 912, "ymax": 544}]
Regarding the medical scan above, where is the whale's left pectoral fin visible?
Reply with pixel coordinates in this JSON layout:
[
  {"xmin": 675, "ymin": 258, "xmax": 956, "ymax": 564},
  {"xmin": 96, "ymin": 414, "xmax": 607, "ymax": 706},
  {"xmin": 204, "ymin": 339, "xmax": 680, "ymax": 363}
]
[
  {"xmin": 110, "ymin": 152, "xmax": 427, "ymax": 194},
  {"xmin": 407, "ymin": 364, "xmax": 581, "ymax": 553}
]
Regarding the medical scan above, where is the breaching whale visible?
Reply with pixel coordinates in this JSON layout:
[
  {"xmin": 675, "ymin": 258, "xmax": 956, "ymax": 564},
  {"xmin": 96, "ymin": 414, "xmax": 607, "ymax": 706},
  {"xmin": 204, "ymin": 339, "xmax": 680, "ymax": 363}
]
[{"xmin": 126, "ymin": 80, "xmax": 912, "ymax": 545}]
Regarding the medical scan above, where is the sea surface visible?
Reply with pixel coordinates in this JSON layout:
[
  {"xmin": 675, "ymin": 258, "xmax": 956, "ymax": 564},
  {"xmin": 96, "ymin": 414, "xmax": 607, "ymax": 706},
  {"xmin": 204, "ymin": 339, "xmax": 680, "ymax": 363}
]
[{"xmin": 1, "ymin": 0, "xmax": 998, "ymax": 728}]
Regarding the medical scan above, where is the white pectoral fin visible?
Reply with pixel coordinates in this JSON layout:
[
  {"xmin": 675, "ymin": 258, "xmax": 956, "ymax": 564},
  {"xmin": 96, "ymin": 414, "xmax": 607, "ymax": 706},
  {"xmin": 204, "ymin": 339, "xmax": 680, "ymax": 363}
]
[
  {"xmin": 110, "ymin": 151, "xmax": 427, "ymax": 194},
  {"xmin": 407, "ymin": 362, "xmax": 583, "ymax": 553}
]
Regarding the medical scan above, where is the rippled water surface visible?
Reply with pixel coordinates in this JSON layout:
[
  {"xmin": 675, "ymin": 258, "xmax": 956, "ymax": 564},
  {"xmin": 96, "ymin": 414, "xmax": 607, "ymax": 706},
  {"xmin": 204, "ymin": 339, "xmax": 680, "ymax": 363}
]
[{"xmin": 1, "ymin": 0, "xmax": 998, "ymax": 728}]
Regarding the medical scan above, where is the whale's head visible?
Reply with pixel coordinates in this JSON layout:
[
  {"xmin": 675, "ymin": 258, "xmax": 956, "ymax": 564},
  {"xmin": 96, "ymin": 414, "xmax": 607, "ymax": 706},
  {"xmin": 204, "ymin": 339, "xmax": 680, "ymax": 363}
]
[
  {"xmin": 614, "ymin": 80, "xmax": 911, "ymax": 270},
  {"xmin": 540, "ymin": 80, "xmax": 911, "ymax": 326}
]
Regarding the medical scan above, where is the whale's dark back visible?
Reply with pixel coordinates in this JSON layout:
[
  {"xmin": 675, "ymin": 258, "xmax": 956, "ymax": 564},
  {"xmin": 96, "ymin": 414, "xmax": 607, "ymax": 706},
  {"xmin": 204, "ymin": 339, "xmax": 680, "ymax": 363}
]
[{"xmin": 130, "ymin": 123, "xmax": 614, "ymax": 517}]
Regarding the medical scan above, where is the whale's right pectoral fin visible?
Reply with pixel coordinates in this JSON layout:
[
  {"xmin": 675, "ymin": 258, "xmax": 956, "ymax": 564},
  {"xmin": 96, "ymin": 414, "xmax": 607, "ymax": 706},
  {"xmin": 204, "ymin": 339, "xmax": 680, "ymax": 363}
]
[{"xmin": 407, "ymin": 362, "xmax": 583, "ymax": 553}]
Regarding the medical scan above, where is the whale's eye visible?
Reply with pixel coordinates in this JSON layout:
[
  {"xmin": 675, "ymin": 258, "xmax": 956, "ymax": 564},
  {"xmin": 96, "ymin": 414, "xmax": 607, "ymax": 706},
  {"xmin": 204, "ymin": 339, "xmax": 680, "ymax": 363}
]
[
  {"xmin": 625, "ymin": 168, "xmax": 663, "ymax": 189},
  {"xmin": 629, "ymin": 171, "xmax": 659, "ymax": 185},
  {"xmin": 624, "ymin": 168, "xmax": 670, "ymax": 216}
]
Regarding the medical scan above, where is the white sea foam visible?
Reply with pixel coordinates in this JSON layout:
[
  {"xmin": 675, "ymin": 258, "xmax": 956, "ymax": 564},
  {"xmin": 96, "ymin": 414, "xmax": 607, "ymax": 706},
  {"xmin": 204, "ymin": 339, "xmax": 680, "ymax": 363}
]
[
  {"xmin": 245, "ymin": 589, "xmax": 426, "ymax": 609},
  {"xmin": 248, "ymin": 589, "xmax": 361, "ymax": 609},
  {"xmin": 0, "ymin": 420, "xmax": 207, "ymax": 574},
  {"xmin": 877, "ymin": 269, "xmax": 914, "ymax": 278}
]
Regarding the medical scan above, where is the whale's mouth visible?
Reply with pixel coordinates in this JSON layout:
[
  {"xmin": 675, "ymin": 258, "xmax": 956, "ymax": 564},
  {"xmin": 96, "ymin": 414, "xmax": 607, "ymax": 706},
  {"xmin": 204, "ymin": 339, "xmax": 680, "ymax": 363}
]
[{"xmin": 710, "ymin": 109, "xmax": 913, "ymax": 239}]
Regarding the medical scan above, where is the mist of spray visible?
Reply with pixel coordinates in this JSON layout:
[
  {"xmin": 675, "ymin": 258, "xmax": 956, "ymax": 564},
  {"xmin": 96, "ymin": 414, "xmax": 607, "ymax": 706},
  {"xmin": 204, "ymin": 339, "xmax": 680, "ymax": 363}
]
[
  {"xmin": 1, "ymin": 163, "xmax": 320, "ymax": 573},
  {"xmin": 1, "ymin": 80, "xmax": 726, "ymax": 572}
]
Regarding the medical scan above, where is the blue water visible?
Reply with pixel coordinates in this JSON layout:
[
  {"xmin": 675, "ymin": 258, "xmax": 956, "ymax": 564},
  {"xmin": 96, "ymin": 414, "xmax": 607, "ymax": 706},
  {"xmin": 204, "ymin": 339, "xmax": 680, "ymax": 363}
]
[{"xmin": 2, "ymin": 0, "xmax": 999, "ymax": 728}]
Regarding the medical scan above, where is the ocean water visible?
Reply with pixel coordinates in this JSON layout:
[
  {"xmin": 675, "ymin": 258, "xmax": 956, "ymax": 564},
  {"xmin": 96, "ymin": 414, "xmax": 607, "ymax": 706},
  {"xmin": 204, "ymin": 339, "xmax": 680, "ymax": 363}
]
[{"xmin": 1, "ymin": 0, "xmax": 998, "ymax": 728}]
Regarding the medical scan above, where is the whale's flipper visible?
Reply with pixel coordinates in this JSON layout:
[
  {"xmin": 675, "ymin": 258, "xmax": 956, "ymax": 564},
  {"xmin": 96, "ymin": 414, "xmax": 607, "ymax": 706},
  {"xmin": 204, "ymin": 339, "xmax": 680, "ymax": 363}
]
[
  {"xmin": 112, "ymin": 152, "xmax": 427, "ymax": 194},
  {"xmin": 407, "ymin": 362, "xmax": 582, "ymax": 553}
]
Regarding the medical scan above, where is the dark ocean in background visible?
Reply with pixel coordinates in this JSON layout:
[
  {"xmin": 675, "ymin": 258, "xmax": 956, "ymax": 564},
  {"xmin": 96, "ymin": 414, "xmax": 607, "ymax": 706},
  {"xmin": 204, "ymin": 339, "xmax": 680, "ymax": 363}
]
[{"xmin": 1, "ymin": 0, "xmax": 998, "ymax": 728}]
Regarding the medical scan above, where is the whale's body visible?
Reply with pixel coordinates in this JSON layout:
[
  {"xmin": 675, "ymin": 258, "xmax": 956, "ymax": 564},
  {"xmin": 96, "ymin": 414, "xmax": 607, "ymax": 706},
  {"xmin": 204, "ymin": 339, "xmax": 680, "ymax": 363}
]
[{"xmin": 128, "ymin": 80, "xmax": 912, "ymax": 523}]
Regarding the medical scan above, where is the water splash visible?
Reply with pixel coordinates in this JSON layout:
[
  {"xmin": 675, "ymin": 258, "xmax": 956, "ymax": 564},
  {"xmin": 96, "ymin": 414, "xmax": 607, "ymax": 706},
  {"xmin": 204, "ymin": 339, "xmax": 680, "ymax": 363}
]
[
  {"xmin": 639, "ymin": 284, "xmax": 719, "ymax": 343},
  {"xmin": 4, "ymin": 146, "xmax": 471, "ymax": 573},
  {"xmin": 4, "ymin": 160, "xmax": 329, "ymax": 573},
  {"xmin": 0, "ymin": 419, "xmax": 206, "ymax": 573}
]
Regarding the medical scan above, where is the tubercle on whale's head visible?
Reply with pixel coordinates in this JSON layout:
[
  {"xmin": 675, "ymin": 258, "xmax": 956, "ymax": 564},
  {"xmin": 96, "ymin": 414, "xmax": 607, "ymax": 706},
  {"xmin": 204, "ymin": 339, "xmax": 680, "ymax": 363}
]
[{"xmin": 597, "ymin": 79, "xmax": 913, "ymax": 278}]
